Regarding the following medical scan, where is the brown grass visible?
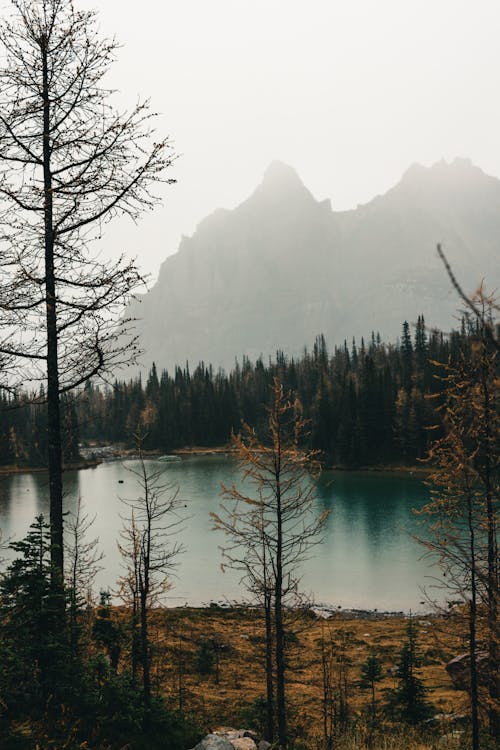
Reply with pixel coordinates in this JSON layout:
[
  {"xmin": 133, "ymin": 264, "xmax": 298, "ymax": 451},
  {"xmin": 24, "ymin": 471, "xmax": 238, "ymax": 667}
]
[{"xmin": 132, "ymin": 606, "xmax": 469, "ymax": 744}]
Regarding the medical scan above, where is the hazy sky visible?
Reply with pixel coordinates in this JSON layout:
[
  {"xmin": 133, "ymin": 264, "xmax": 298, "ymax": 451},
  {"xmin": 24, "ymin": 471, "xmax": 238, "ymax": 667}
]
[{"xmin": 74, "ymin": 0, "xmax": 500, "ymax": 281}]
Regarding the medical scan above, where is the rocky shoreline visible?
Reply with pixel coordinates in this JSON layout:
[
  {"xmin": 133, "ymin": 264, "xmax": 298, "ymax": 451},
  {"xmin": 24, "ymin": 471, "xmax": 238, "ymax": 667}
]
[{"xmin": 196, "ymin": 600, "xmax": 431, "ymax": 620}]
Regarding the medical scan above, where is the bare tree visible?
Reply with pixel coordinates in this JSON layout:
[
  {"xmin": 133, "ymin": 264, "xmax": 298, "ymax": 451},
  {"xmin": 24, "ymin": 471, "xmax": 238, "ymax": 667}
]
[
  {"xmin": 118, "ymin": 444, "xmax": 185, "ymax": 728},
  {"xmin": 437, "ymin": 244, "xmax": 499, "ymax": 353},
  {"xmin": 65, "ymin": 496, "xmax": 103, "ymax": 653},
  {"xmin": 0, "ymin": 0, "xmax": 175, "ymax": 592},
  {"xmin": 418, "ymin": 248, "xmax": 499, "ymax": 744},
  {"xmin": 212, "ymin": 378, "xmax": 328, "ymax": 749},
  {"xmin": 215, "ymin": 490, "xmax": 276, "ymax": 741},
  {"xmin": 319, "ymin": 621, "xmax": 335, "ymax": 750},
  {"xmin": 419, "ymin": 371, "xmax": 484, "ymax": 749}
]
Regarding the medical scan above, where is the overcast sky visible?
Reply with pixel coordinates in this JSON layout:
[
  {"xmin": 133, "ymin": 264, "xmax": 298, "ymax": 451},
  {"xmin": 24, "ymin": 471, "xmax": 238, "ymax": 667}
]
[{"xmin": 74, "ymin": 0, "xmax": 500, "ymax": 281}]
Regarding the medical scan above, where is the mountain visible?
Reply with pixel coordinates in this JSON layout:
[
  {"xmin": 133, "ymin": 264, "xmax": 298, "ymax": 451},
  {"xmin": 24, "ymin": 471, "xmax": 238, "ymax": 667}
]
[{"xmin": 125, "ymin": 158, "xmax": 500, "ymax": 374}]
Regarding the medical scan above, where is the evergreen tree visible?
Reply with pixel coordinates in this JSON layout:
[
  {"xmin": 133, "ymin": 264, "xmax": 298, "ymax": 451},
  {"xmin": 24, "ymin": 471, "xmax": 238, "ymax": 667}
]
[
  {"xmin": 360, "ymin": 653, "xmax": 384, "ymax": 741},
  {"xmin": 385, "ymin": 618, "xmax": 433, "ymax": 724},
  {"xmin": 0, "ymin": 516, "xmax": 69, "ymax": 710},
  {"xmin": 400, "ymin": 321, "xmax": 414, "ymax": 392}
]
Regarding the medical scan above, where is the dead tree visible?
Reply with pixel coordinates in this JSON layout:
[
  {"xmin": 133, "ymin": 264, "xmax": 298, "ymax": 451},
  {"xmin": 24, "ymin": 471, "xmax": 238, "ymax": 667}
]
[
  {"xmin": 212, "ymin": 378, "xmax": 328, "ymax": 749},
  {"xmin": 0, "ymin": 0, "xmax": 174, "ymax": 594},
  {"xmin": 65, "ymin": 496, "xmax": 103, "ymax": 653},
  {"xmin": 118, "ymin": 445, "xmax": 185, "ymax": 728},
  {"xmin": 430, "ymin": 246, "xmax": 499, "ymax": 740}
]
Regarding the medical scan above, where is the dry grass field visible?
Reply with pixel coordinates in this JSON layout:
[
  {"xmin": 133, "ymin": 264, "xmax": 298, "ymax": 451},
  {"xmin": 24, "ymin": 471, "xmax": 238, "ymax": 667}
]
[{"xmin": 137, "ymin": 606, "xmax": 475, "ymax": 748}]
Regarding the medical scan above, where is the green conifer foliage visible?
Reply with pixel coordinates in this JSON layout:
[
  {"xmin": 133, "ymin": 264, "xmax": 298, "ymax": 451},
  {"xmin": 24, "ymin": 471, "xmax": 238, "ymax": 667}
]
[
  {"xmin": 0, "ymin": 516, "xmax": 69, "ymax": 710},
  {"xmin": 385, "ymin": 618, "xmax": 433, "ymax": 724}
]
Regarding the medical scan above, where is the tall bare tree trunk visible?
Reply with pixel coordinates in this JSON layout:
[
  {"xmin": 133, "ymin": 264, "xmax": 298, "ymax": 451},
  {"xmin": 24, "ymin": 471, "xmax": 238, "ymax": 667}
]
[
  {"xmin": 466, "ymin": 484, "xmax": 480, "ymax": 750},
  {"xmin": 480, "ymin": 354, "xmax": 499, "ymax": 739},
  {"xmin": 41, "ymin": 35, "xmax": 64, "ymax": 603},
  {"xmin": 274, "ymin": 471, "xmax": 288, "ymax": 749},
  {"xmin": 140, "ymin": 590, "xmax": 151, "ymax": 728},
  {"xmin": 261, "ymin": 503, "xmax": 275, "ymax": 742},
  {"xmin": 320, "ymin": 625, "xmax": 334, "ymax": 750},
  {"xmin": 264, "ymin": 588, "xmax": 275, "ymax": 743}
]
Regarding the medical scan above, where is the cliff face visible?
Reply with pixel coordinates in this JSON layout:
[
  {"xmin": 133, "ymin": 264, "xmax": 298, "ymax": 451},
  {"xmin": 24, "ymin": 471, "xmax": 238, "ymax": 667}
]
[{"xmin": 126, "ymin": 158, "xmax": 500, "ymax": 374}]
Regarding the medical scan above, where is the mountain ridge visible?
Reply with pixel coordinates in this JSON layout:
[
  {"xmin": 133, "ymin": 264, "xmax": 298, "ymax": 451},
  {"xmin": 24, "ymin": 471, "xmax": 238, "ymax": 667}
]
[{"xmin": 124, "ymin": 158, "xmax": 500, "ymax": 375}]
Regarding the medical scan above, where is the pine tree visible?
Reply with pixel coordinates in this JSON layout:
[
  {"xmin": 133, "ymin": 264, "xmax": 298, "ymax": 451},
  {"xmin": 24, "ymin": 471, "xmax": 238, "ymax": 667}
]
[
  {"xmin": 400, "ymin": 321, "xmax": 414, "ymax": 392},
  {"xmin": 385, "ymin": 618, "xmax": 433, "ymax": 724},
  {"xmin": 360, "ymin": 653, "xmax": 384, "ymax": 742},
  {"xmin": 0, "ymin": 516, "xmax": 69, "ymax": 710}
]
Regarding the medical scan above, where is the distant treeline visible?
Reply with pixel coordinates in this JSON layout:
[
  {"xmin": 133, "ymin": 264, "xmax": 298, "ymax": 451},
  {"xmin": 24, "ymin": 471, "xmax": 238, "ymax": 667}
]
[
  {"xmin": 0, "ymin": 392, "xmax": 80, "ymax": 468},
  {"xmin": 0, "ymin": 316, "xmax": 479, "ymax": 468}
]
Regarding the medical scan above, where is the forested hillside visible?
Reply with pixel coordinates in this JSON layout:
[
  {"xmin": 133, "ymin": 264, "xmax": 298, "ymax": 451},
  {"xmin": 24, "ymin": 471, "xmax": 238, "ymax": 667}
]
[{"xmin": 1, "ymin": 317, "xmax": 477, "ymax": 469}]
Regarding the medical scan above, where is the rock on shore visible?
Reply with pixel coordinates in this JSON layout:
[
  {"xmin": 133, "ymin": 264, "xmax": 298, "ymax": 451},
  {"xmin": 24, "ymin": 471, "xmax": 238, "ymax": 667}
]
[{"xmin": 190, "ymin": 727, "xmax": 270, "ymax": 750}]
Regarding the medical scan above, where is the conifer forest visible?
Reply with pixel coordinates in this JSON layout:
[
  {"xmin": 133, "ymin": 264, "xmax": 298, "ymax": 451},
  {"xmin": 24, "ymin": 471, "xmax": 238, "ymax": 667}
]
[{"xmin": 0, "ymin": 317, "xmax": 483, "ymax": 469}]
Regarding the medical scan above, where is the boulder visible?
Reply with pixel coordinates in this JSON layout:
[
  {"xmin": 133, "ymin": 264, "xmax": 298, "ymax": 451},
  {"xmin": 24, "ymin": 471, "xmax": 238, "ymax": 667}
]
[
  {"xmin": 212, "ymin": 728, "xmax": 257, "ymax": 739},
  {"xmin": 217, "ymin": 731, "xmax": 241, "ymax": 741},
  {"xmin": 243, "ymin": 731, "xmax": 259, "ymax": 742},
  {"xmin": 230, "ymin": 739, "xmax": 256, "ymax": 750},
  {"xmin": 258, "ymin": 742, "xmax": 272, "ymax": 750},
  {"xmin": 193, "ymin": 727, "xmax": 260, "ymax": 750},
  {"xmin": 191, "ymin": 735, "xmax": 234, "ymax": 750},
  {"xmin": 445, "ymin": 652, "xmax": 489, "ymax": 690}
]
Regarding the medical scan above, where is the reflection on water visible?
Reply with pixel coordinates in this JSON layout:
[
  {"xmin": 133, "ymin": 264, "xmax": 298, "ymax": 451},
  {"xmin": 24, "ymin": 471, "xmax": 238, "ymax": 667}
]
[
  {"xmin": 0, "ymin": 457, "xmax": 433, "ymax": 610},
  {"xmin": 311, "ymin": 471, "xmax": 431, "ymax": 610}
]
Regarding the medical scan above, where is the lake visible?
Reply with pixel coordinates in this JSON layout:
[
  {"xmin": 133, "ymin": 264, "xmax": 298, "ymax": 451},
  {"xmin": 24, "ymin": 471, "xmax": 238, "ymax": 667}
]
[{"xmin": 0, "ymin": 455, "xmax": 437, "ymax": 611}]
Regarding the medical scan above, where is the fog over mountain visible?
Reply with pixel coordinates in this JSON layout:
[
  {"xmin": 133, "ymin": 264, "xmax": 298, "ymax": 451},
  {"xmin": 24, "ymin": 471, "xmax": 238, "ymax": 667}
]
[{"xmin": 126, "ymin": 158, "xmax": 500, "ymax": 374}]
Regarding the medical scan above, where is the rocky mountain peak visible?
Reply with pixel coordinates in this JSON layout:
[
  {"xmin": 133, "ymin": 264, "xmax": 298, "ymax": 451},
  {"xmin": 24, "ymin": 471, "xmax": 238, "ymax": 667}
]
[
  {"xmin": 262, "ymin": 160, "xmax": 302, "ymax": 184},
  {"xmin": 400, "ymin": 157, "xmax": 486, "ymax": 189},
  {"xmin": 250, "ymin": 161, "xmax": 315, "ymax": 205}
]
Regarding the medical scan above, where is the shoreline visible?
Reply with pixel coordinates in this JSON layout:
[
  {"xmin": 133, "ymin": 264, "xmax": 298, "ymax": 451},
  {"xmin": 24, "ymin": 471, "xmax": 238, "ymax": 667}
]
[
  {"xmin": 330, "ymin": 462, "xmax": 432, "ymax": 475},
  {"xmin": 172, "ymin": 447, "xmax": 432, "ymax": 474},
  {"xmin": 0, "ymin": 459, "xmax": 101, "ymax": 478},
  {"xmin": 173, "ymin": 446, "xmax": 432, "ymax": 471},
  {"xmin": 169, "ymin": 602, "xmax": 434, "ymax": 620},
  {"xmin": 172, "ymin": 445, "xmax": 236, "ymax": 456},
  {"xmin": 0, "ymin": 445, "xmax": 432, "ymax": 477}
]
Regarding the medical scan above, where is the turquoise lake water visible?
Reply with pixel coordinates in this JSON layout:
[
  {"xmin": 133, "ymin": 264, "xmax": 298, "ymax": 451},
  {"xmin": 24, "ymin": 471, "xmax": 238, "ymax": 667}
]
[{"xmin": 0, "ymin": 455, "xmax": 437, "ymax": 611}]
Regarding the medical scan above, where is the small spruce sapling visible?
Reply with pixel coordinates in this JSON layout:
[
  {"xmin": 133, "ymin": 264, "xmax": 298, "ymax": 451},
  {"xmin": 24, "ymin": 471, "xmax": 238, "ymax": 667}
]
[
  {"xmin": 195, "ymin": 641, "xmax": 214, "ymax": 676},
  {"xmin": 360, "ymin": 653, "xmax": 384, "ymax": 742},
  {"xmin": 385, "ymin": 617, "xmax": 433, "ymax": 724}
]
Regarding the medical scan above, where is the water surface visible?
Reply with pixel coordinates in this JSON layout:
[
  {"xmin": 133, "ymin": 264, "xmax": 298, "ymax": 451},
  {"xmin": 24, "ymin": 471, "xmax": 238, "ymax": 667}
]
[{"xmin": 0, "ymin": 456, "xmax": 434, "ymax": 610}]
